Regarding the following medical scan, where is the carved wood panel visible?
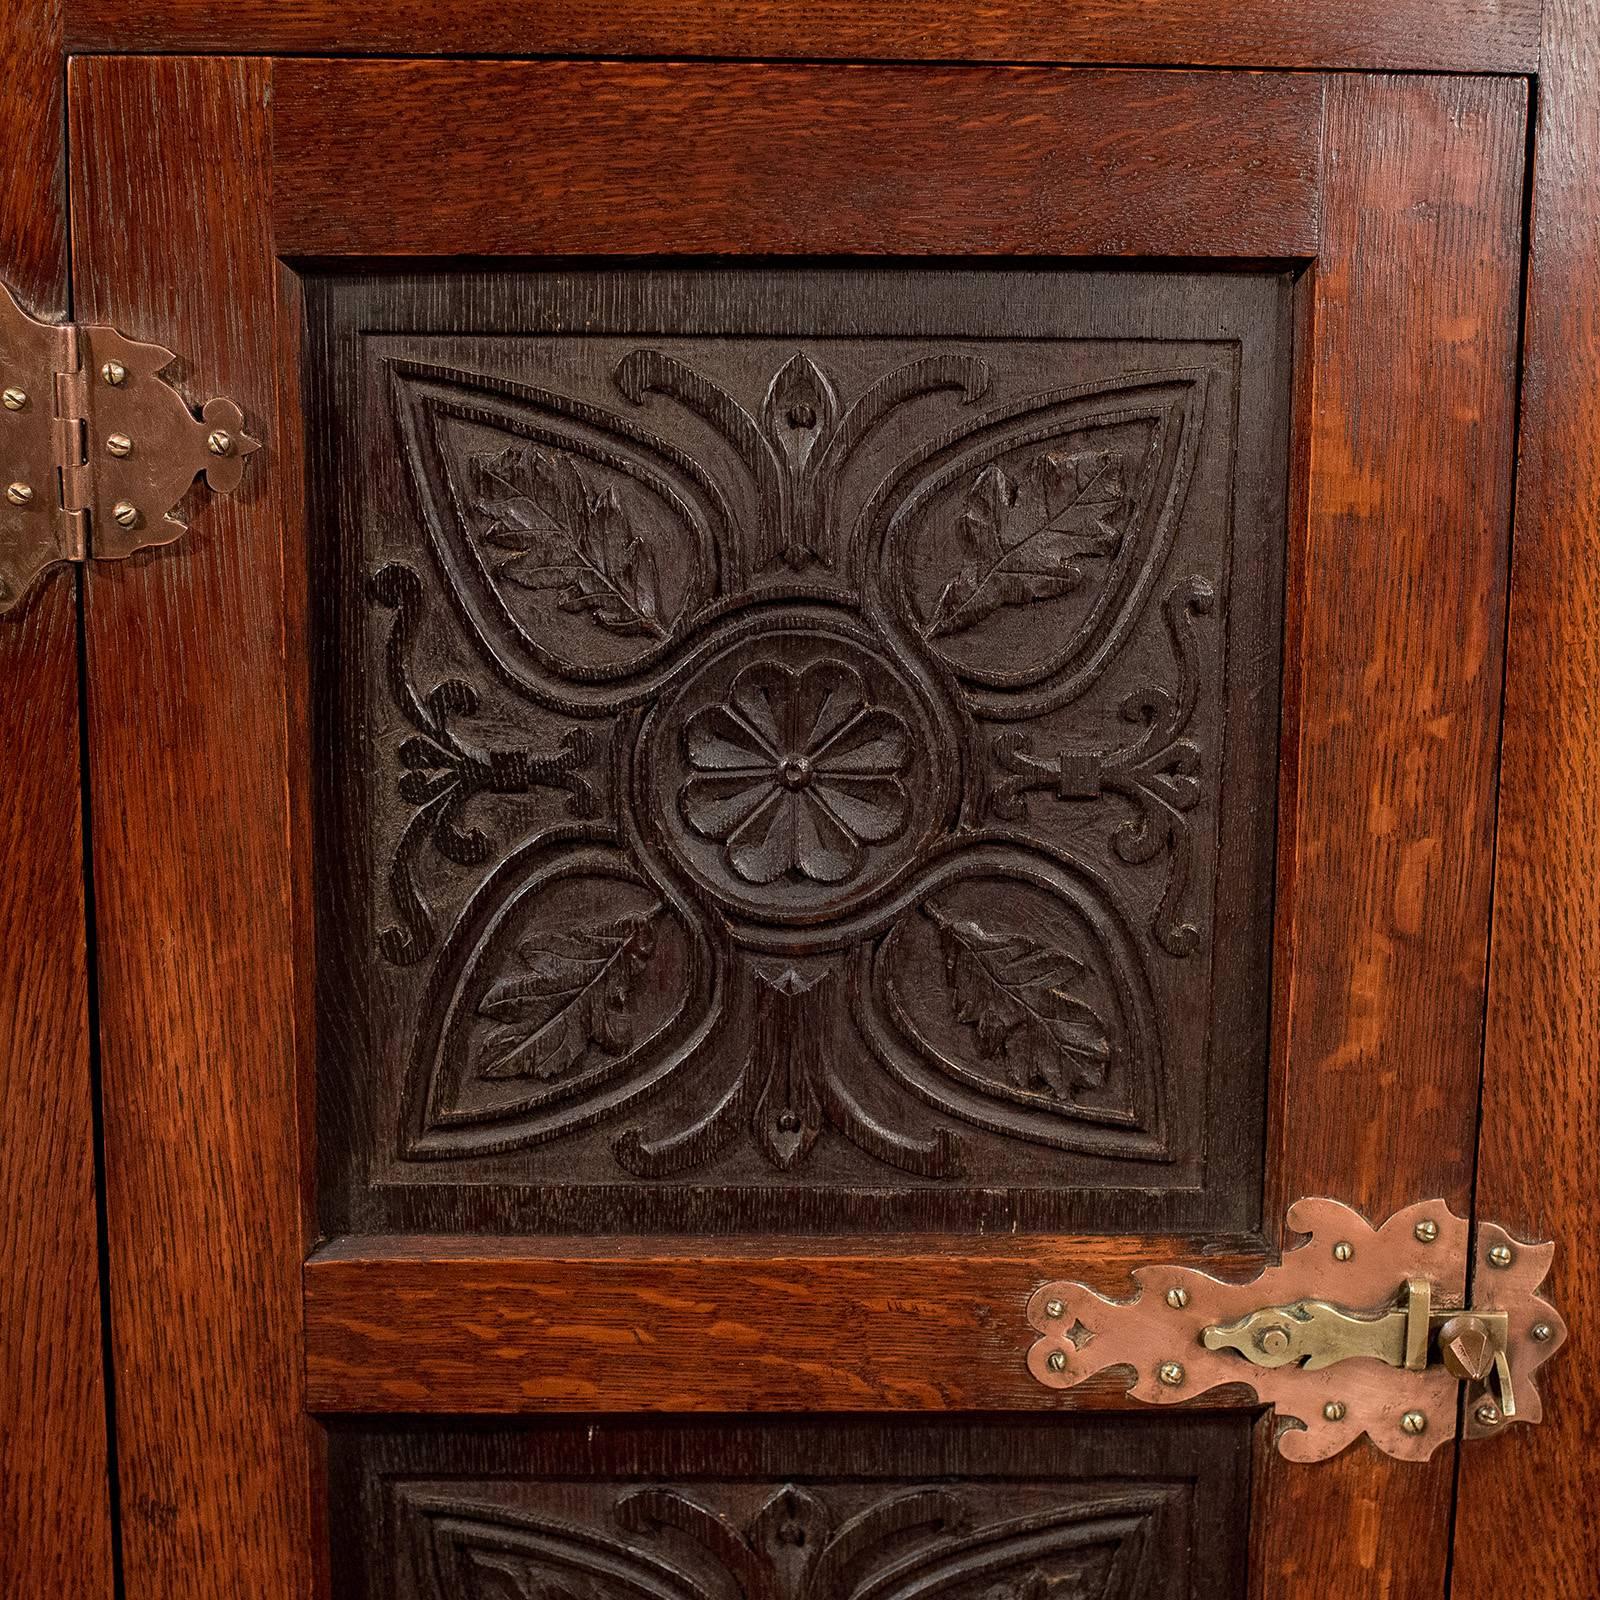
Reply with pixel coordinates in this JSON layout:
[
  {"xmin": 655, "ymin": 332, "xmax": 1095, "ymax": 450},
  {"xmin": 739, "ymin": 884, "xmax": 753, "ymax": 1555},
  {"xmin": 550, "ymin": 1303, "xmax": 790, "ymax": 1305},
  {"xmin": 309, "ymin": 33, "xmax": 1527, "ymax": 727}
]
[
  {"xmin": 326, "ymin": 1417, "xmax": 1252, "ymax": 1600},
  {"xmin": 309, "ymin": 268, "xmax": 1292, "ymax": 1233}
]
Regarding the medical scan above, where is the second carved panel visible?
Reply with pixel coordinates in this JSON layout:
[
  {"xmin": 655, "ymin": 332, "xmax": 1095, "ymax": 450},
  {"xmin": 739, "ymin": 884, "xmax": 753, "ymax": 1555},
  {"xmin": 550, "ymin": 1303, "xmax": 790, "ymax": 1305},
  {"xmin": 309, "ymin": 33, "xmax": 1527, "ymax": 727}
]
[{"xmin": 309, "ymin": 267, "xmax": 1293, "ymax": 1233}]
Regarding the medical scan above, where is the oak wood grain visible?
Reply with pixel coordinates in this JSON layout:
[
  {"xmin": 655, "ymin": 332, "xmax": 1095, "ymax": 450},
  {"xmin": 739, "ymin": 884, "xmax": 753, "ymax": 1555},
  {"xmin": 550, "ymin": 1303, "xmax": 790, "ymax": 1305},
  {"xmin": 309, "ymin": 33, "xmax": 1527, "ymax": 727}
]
[
  {"xmin": 63, "ymin": 0, "xmax": 1540, "ymax": 73},
  {"xmin": 1453, "ymin": 2, "xmax": 1600, "ymax": 1593},
  {"xmin": 0, "ymin": 2, "xmax": 113, "ymax": 1597},
  {"xmin": 304, "ymin": 1234, "xmax": 1269, "ymax": 1412},
  {"xmin": 1253, "ymin": 73, "xmax": 1527, "ymax": 1600},
  {"xmin": 271, "ymin": 62, "xmax": 1322, "ymax": 259},
  {"xmin": 69, "ymin": 55, "xmax": 316, "ymax": 1600}
]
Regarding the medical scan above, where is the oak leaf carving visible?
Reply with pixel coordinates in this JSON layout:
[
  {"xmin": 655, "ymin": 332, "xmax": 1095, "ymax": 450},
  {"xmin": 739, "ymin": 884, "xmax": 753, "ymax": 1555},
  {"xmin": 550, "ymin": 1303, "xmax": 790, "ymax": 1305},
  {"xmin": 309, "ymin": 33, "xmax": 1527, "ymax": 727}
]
[
  {"xmin": 924, "ymin": 900, "xmax": 1113, "ymax": 1098},
  {"xmin": 476, "ymin": 906, "xmax": 663, "ymax": 1081},
  {"xmin": 923, "ymin": 449, "xmax": 1125, "ymax": 638},
  {"xmin": 471, "ymin": 445, "xmax": 668, "ymax": 638}
]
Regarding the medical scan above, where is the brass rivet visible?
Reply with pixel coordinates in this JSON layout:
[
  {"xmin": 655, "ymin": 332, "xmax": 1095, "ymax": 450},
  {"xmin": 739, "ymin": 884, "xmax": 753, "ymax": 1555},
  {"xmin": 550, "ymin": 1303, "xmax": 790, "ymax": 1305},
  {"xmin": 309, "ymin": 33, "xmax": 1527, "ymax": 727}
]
[
  {"xmin": 1531, "ymin": 1322, "xmax": 1554, "ymax": 1343},
  {"xmin": 1046, "ymin": 1350, "xmax": 1067, "ymax": 1373},
  {"xmin": 1044, "ymin": 1299, "xmax": 1065, "ymax": 1320},
  {"xmin": 206, "ymin": 428, "xmax": 234, "ymax": 457},
  {"xmin": 101, "ymin": 359, "xmax": 127, "ymax": 387},
  {"xmin": 1323, "ymin": 1400, "xmax": 1347, "ymax": 1422},
  {"xmin": 1475, "ymin": 1402, "xmax": 1502, "ymax": 1427},
  {"xmin": 106, "ymin": 432, "xmax": 132, "ymax": 458},
  {"xmin": 112, "ymin": 501, "xmax": 141, "ymax": 529},
  {"xmin": 1165, "ymin": 1287, "xmax": 1189, "ymax": 1310},
  {"xmin": 1333, "ymin": 1241, "xmax": 1353, "ymax": 1262},
  {"xmin": 1400, "ymin": 1411, "xmax": 1427, "ymax": 1436},
  {"xmin": 6, "ymin": 481, "xmax": 34, "ymax": 505},
  {"xmin": 1258, "ymin": 1326, "xmax": 1290, "ymax": 1357},
  {"xmin": 1158, "ymin": 1361, "xmax": 1185, "ymax": 1387},
  {"xmin": 1488, "ymin": 1243, "xmax": 1514, "ymax": 1269},
  {"xmin": 1414, "ymin": 1219, "xmax": 1439, "ymax": 1244},
  {"xmin": 2, "ymin": 386, "xmax": 27, "ymax": 410}
]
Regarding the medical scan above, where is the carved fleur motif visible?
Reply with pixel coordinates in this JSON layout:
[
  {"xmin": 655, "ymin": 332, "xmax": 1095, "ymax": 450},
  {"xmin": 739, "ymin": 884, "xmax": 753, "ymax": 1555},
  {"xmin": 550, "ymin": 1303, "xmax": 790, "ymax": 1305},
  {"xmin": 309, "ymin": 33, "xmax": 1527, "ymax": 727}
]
[{"xmin": 677, "ymin": 659, "xmax": 912, "ymax": 886}]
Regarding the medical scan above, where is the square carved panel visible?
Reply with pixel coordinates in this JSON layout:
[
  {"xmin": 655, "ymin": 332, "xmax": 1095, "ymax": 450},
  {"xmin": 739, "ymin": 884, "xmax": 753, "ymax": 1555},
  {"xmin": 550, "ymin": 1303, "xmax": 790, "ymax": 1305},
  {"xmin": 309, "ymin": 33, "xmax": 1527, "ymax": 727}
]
[
  {"xmin": 308, "ymin": 267, "xmax": 1292, "ymax": 1233},
  {"xmin": 326, "ymin": 1417, "xmax": 1253, "ymax": 1600}
]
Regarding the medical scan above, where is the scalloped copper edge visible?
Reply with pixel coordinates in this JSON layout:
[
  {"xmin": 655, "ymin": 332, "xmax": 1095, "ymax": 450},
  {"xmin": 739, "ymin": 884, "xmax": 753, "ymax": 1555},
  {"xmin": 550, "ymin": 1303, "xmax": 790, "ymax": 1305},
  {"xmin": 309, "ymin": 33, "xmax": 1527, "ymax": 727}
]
[
  {"xmin": 0, "ymin": 282, "xmax": 260, "ymax": 616},
  {"xmin": 1027, "ymin": 1198, "xmax": 1566, "ymax": 1461}
]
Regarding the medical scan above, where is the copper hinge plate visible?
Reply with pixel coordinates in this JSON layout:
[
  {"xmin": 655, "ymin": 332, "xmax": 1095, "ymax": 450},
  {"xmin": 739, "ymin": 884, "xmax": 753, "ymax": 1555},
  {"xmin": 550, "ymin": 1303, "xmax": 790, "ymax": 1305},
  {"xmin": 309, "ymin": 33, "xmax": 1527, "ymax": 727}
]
[
  {"xmin": 1026, "ymin": 1198, "xmax": 1565, "ymax": 1461},
  {"xmin": 0, "ymin": 282, "xmax": 258, "ymax": 615}
]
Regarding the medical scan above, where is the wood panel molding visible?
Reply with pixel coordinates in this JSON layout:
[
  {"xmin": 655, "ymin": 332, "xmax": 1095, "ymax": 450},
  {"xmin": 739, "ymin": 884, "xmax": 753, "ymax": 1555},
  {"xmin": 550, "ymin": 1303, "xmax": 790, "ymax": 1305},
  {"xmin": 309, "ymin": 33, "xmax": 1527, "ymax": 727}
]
[
  {"xmin": 1252, "ymin": 72, "xmax": 1526, "ymax": 1600},
  {"xmin": 304, "ymin": 1233, "xmax": 1269, "ymax": 1413},
  {"xmin": 1454, "ymin": 0, "xmax": 1600, "ymax": 1592},
  {"xmin": 62, "ymin": 0, "xmax": 1540, "ymax": 73},
  {"xmin": 69, "ymin": 55, "xmax": 317, "ymax": 1600},
  {"xmin": 270, "ymin": 62, "xmax": 1322, "ymax": 259},
  {"xmin": 0, "ymin": 2, "xmax": 113, "ymax": 1597}
]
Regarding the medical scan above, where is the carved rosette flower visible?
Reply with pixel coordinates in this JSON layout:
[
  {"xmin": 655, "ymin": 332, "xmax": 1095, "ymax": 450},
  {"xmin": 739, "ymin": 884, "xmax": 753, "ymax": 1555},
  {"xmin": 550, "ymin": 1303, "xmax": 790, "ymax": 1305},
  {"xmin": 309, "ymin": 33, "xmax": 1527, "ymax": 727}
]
[{"xmin": 678, "ymin": 659, "xmax": 912, "ymax": 886}]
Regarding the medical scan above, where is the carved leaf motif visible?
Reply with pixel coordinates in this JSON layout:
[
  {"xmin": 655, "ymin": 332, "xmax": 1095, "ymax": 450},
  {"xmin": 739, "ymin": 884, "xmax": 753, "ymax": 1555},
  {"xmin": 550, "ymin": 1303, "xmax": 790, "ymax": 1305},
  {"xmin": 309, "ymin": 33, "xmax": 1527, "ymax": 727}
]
[
  {"xmin": 472, "ymin": 445, "xmax": 668, "ymax": 638},
  {"xmin": 923, "ymin": 450, "xmax": 1125, "ymax": 639},
  {"xmin": 476, "ymin": 906, "xmax": 663, "ymax": 1081},
  {"xmin": 923, "ymin": 901, "xmax": 1112, "ymax": 1098}
]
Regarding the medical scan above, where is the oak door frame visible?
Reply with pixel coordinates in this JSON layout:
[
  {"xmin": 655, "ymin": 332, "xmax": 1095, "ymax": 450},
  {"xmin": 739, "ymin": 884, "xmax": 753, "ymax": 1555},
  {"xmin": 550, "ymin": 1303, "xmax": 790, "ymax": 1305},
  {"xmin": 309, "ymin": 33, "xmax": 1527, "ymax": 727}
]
[
  {"xmin": 66, "ymin": 52, "xmax": 1531, "ymax": 1600},
  {"xmin": 0, "ymin": 2, "xmax": 114, "ymax": 1598}
]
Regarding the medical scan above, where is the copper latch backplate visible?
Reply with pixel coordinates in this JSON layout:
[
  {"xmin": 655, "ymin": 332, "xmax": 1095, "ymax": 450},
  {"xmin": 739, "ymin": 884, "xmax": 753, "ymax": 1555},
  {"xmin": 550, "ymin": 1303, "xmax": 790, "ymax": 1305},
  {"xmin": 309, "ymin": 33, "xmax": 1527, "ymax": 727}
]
[{"xmin": 1026, "ymin": 1198, "xmax": 1565, "ymax": 1461}]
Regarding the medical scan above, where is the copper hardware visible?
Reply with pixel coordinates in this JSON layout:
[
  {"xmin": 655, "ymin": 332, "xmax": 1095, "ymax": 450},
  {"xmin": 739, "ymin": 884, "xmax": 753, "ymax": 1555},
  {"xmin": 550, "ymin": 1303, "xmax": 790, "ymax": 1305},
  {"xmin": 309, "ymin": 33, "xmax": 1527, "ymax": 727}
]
[
  {"xmin": 1026, "ymin": 1198, "xmax": 1566, "ymax": 1462},
  {"xmin": 0, "ymin": 282, "xmax": 259, "ymax": 615}
]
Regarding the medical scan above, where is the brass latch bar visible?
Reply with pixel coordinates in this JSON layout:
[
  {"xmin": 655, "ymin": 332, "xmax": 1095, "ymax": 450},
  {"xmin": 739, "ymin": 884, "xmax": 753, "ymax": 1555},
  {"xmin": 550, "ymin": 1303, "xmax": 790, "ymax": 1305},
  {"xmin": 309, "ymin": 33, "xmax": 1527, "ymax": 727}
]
[
  {"xmin": 0, "ymin": 282, "xmax": 258, "ymax": 615},
  {"xmin": 1026, "ymin": 1199, "xmax": 1565, "ymax": 1461}
]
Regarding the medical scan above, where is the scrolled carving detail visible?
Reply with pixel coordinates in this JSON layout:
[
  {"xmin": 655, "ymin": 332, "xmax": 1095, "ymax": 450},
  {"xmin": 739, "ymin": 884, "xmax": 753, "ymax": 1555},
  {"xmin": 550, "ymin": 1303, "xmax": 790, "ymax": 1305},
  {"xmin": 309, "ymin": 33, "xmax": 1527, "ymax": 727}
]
[
  {"xmin": 990, "ymin": 576, "xmax": 1215, "ymax": 957},
  {"xmin": 413, "ymin": 1480, "xmax": 1167, "ymax": 1600},
  {"xmin": 357, "ymin": 324, "xmax": 1259, "ymax": 1191}
]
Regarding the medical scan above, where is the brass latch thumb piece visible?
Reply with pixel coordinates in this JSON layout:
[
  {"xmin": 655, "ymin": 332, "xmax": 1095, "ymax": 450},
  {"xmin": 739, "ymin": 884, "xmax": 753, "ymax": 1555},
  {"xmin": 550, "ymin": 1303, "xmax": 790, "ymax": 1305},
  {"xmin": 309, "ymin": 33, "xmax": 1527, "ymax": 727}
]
[{"xmin": 1026, "ymin": 1199, "xmax": 1565, "ymax": 1461}]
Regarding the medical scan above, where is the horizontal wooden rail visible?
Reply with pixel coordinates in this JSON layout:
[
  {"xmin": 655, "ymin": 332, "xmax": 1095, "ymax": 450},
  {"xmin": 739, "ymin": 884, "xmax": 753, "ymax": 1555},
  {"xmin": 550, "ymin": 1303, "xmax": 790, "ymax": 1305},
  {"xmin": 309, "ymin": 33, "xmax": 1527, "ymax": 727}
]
[
  {"xmin": 304, "ymin": 1233, "xmax": 1269, "ymax": 1412},
  {"xmin": 65, "ymin": 0, "xmax": 1540, "ymax": 74}
]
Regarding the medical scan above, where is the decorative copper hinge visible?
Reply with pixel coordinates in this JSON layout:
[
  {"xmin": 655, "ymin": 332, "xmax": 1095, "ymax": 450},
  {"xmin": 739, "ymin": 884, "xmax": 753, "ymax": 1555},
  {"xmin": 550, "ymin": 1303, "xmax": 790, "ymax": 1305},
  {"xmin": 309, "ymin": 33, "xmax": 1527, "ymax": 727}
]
[
  {"xmin": 1026, "ymin": 1199, "xmax": 1565, "ymax": 1461},
  {"xmin": 0, "ymin": 282, "xmax": 259, "ymax": 615}
]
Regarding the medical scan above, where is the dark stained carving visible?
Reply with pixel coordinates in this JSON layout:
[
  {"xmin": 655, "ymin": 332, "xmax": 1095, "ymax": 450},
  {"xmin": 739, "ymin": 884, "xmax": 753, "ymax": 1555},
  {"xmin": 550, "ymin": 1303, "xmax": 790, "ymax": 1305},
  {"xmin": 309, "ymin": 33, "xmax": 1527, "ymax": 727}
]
[
  {"xmin": 313, "ymin": 267, "xmax": 1290, "ymax": 1232},
  {"xmin": 327, "ymin": 1415, "xmax": 1251, "ymax": 1600},
  {"xmin": 678, "ymin": 658, "xmax": 912, "ymax": 888},
  {"xmin": 922, "ymin": 449, "xmax": 1126, "ymax": 639},
  {"xmin": 416, "ymin": 1483, "xmax": 1165, "ymax": 1600},
  {"xmin": 923, "ymin": 899, "xmax": 1113, "ymax": 1100},
  {"xmin": 616, "ymin": 347, "xmax": 989, "ymax": 573},
  {"xmin": 474, "ymin": 904, "xmax": 665, "ymax": 1081},
  {"xmin": 990, "ymin": 577, "xmax": 1215, "ymax": 956},
  {"xmin": 471, "ymin": 445, "xmax": 672, "ymax": 639},
  {"xmin": 369, "ymin": 562, "xmax": 597, "ymax": 965}
]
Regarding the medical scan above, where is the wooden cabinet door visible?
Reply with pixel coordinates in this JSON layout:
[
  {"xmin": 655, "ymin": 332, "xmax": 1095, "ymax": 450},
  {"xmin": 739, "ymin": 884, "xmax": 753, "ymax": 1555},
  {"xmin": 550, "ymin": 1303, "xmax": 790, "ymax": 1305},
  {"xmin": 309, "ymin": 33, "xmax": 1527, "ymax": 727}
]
[{"xmin": 69, "ymin": 57, "xmax": 1528, "ymax": 1600}]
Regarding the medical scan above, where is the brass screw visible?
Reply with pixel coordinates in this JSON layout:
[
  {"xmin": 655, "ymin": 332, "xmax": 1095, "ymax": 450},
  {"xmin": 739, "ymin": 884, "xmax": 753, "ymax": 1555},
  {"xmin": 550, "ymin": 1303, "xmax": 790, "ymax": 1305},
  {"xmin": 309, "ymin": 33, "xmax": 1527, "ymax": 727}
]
[
  {"xmin": 1044, "ymin": 1299, "xmax": 1065, "ymax": 1320},
  {"xmin": 1531, "ymin": 1322, "xmax": 1554, "ymax": 1343},
  {"xmin": 1488, "ymin": 1243, "xmax": 1514, "ymax": 1268},
  {"xmin": 1258, "ymin": 1326, "xmax": 1291, "ymax": 1357},
  {"xmin": 6, "ymin": 481, "xmax": 34, "ymax": 505},
  {"xmin": 1475, "ymin": 1402, "xmax": 1502, "ymax": 1427},
  {"xmin": 1046, "ymin": 1350, "xmax": 1067, "ymax": 1373},
  {"xmin": 1400, "ymin": 1411, "xmax": 1427, "ymax": 1436},
  {"xmin": 206, "ymin": 429, "xmax": 234, "ymax": 457},
  {"xmin": 106, "ymin": 432, "xmax": 132, "ymax": 458},
  {"xmin": 101, "ymin": 359, "xmax": 127, "ymax": 386},
  {"xmin": 1323, "ymin": 1400, "xmax": 1347, "ymax": 1422},
  {"xmin": 1165, "ymin": 1287, "xmax": 1190, "ymax": 1310},
  {"xmin": 2, "ymin": 386, "xmax": 27, "ymax": 410},
  {"xmin": 1414, "ymin": 1219, "xmax": 1439, "ymax": 1244},
  {"xmin": 1158, "ymin": 1361, "xmax": 1185, "ymax": 1387},
  {"xmin": 1333, "ymin": 1241, "xmax": 1353, "ymax": 1262},
  {"xmin": 112, "ymin": 501, "xmax": 141, "ymax": 529}
]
